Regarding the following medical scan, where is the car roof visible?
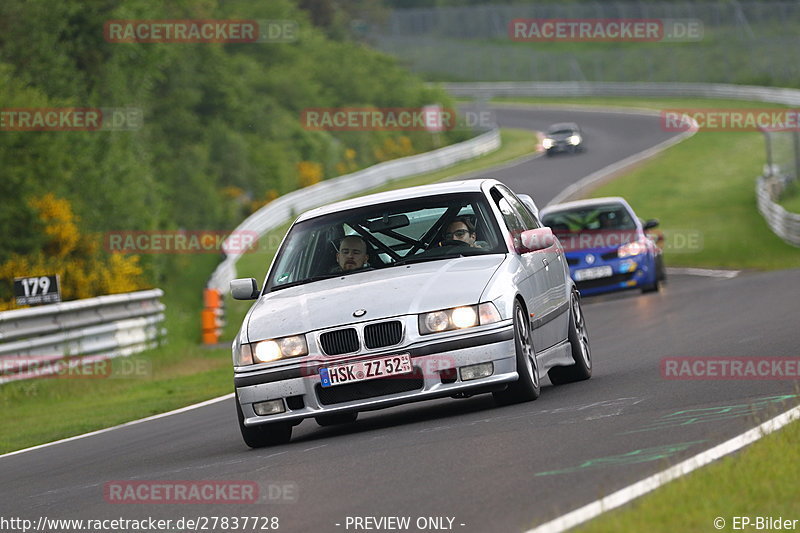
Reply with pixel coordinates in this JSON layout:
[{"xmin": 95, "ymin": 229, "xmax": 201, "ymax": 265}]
[
  {"xmin": 540, "ymin": 196, "xmax": 632, "ymax": 216},
  {"xmin": 295, "ymin": 178, "xmax": 500, "ymax": 222},
  {"xmin": 547, "ymin": 122, "xmax": 579, "ymax": 132}
]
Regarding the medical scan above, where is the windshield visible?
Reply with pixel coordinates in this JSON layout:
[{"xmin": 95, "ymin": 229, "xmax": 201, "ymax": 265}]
[
  {"xmin": 542, "ymin": 204, "xmax": 637, "ymax": 231},
  {"xmin": 265, "ymin": 192, "xmax": 505, "ymax": 291},
  {"xmin": 547, "ymin": 129, "xmax": 575, "ymax": 136}
]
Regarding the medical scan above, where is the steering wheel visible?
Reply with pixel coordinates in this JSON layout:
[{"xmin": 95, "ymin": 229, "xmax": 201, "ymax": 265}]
[{"xmin": 441, "ymin": 239, "xmax": 471, "ymax": 247}]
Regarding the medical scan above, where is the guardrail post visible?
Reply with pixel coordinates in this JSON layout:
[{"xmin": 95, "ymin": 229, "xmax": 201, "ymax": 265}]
[{"xmin": 201, "ymin": 288, "xmax": 224, "ymax": 345}]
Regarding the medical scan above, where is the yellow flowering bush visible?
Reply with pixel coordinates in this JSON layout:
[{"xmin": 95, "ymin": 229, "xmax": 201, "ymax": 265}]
[
  {"xmin": 297, "ymin": 161, "xmax": 323, "ymax": 188},
  {"xmin": 0, "ymin": 195, "xmax": 149, "ymax": 311}
]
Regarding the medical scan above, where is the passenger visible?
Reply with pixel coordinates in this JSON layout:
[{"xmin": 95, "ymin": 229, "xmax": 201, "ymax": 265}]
[
  {"xmin": 336, "ymin": 235, "xmax": 369, "ymax": 271},
  {"xmin": 443, "ymin": 217, "xmax": 478, "ymax": 247},
  {"xmin": 598, "ymin": 211, "xmax": 617, "ymax": 229}
]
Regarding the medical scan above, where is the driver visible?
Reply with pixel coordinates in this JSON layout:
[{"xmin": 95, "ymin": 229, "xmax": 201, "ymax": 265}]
[
  {"xmin": 443, "ymin": 217, "xmax": 478, "ymax": 247},
  {"xmin": 336, "ymin": 235, "xmax": 369, "ymax": 271}
]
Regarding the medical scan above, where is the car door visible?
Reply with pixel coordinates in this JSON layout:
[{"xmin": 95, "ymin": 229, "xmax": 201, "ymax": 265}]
[
  {"xmin": 497, "ymin": 186, "xmax": 567, "ymax": 349},
  {"xmin": 490, "ymin": 187, "xmax": 549, "ymax": 350}
]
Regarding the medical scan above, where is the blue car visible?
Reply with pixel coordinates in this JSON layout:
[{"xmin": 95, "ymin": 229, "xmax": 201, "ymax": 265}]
[{"xmin": 540, "ymin": 197, "xmax": 665, "ymax": 296}]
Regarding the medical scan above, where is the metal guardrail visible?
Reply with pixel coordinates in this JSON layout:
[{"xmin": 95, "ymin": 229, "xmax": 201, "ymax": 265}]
[
  {"xmin": 441, "ymin": 82, "xmax": 800, "ymax": 106},
  {"xmin": 207, "ymin": 128, "xmax": 501, "ymax": 291},
  {"xmin": 0, "ymin": 289, "xmax": 166, "ymax": 384},
  {"xmin": 445, "ymin": 81, "xmax": 800, "ymax": 246},
  {"xmin": 756, "ymin": 177, "xmax": 800, "ymax": 247}
]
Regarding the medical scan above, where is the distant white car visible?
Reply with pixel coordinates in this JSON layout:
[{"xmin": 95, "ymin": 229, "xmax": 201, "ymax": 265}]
[{"xmin": 230, "ymin": 179, "xmax": 592, "ymax": 447}]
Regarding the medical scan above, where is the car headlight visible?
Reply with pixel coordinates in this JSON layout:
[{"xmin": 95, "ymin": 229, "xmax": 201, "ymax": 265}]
[
  {"xmin": 542, "ymin": 138, "xmax": 554, "ymax": 149},
  {"xmin": 419, "ymin": 303, "xmax": 501, "ymax": 335},
  {"xmin": 240, "ymin": 335, "xmax": 308, "ymax": 365},
  {"xmin": 567, "ymin": 134, "xmax": 581, "ymax": 145},
  {"xmin": 618, "ymin": 240, "xmax": 647, "ymax": 258}
]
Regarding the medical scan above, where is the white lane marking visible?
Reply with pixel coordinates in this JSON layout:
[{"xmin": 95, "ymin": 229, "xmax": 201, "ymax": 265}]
[
  {"xmin": 0, "ymin": 393, "xmax": 234, "ymax": 460},
  {"xmin": 665, "ymin": 267, "xmax": 740, "ymax": 278},
  {"xmin": 525, "ymin": 403, "xmax": 800, "ymax": 533}
]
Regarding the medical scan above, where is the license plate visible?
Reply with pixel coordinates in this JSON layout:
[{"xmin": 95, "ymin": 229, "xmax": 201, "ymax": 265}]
[
  {"xmin": 574, "ymin": 265, "xmax": 613, "ymax": 281},
  {"xmin": 319, "ymin": 353, "xmax": 412, "ymax": 388}
]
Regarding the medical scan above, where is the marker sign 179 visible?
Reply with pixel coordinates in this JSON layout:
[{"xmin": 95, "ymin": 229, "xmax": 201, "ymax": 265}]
[{"xmin": 14, "ymin": 275, "xmax": 61, "ymax": 306}]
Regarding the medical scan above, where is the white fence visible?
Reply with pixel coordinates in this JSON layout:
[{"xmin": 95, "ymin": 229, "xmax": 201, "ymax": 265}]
[
  {"xmin": 207, "ymin": 128, "xmax": 501, "ymax": 291},
  {"xmin": 445, "ymin": 81, "xmax": 800, "ymax": 247},
  {"xmin": 0, "ymin": 289, "xmax": 166, "ymax": 384},
  {"xmin": 756, "ymin": 177, "xmax": 800, "ymax": 247}
]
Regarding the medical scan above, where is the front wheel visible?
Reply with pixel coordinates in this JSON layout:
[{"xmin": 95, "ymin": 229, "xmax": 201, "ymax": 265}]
[
  {"xmin": 548, "ymin": 289, "xmax": 592, "ymax": 385},
  {"xmin": 236, "ymin": 393, "xmax": 292, "ymax": 448},
  {"xmin": 493, "ymin": 300, "xmax": 540, "ymax": 405}
]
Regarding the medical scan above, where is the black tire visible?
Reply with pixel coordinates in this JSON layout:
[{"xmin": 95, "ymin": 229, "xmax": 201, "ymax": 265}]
[
  {"xmin": 235, "ymin": 393, "xmax": 292, "ymax": 448},
  {"xmin": 640, "ymin": 275, "xmax": 660, "ymax": 293},
  {"xmin": 545, "ymin": 150, "xmax": 554, "ymax": 157},
  {"xmin": 656, "ymin": 255, "xmax": 667, "ymax": 282},
  {"xmin": 548, "ymin": 289, "xmax": 592, "ymax": 385},
  {"xmin": 315, "ymin": 412, "xmax": 358, "ymax": 427},
  {"xmin": 641, "ymin": 282, "xmax": 659, "ymax": 293},
  {"xmin": 493, "ymin": 300, "xmax": 540, "ymax": 405}
]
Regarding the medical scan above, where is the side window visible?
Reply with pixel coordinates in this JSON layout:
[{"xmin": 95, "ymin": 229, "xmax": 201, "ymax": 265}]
[
  {"xmin": 498, "ymin": 187, "xmax": 539, "ymax": 229},
  {"xmin": 491, "ymin": 188, "xmax": 526, "ymax": 249}
]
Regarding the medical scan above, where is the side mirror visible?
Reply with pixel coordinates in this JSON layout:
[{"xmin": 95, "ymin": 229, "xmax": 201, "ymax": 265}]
[
  {"xmin": 230, "ymin": 278, "xmax": 260, "ymax": 300},
  {"xmin": 519, "ymin": 227, "xmax": 556, "ymax": 253},
  {"xmin": 643, "ymin": 219, "xmax": 659, "ymax": 230}
]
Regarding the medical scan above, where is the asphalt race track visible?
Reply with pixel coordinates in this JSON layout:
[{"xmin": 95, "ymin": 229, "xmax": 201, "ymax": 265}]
[{"xmin": 3, "ymin": 106, "xmax": 799, "ymax": 533}]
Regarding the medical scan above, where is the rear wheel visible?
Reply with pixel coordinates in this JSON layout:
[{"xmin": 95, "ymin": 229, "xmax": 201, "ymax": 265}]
[
  {"xmin": 493, "ymin": 300, "xmax": 540, "ymax": 405},
  {"xmin": 549, "ymin": 289, "xmax": 592, "ymax": 385},
  {"xmin": 315, "ymin": 412, "xmax": 358, "ymax": 426},
  {"xmin": 236, "ymin": 393, "xmax": 292, "ymax": 448}
]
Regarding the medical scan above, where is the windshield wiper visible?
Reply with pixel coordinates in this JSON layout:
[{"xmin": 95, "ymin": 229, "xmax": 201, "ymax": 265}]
[{"xmin": 391, "ymin": 254, "xmax": 466, "ymax": 267}]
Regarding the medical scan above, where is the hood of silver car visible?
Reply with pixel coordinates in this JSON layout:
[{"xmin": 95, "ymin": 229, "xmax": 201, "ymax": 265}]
[{"xmin": 245, "ymin": 254, "xmax": 505, "ymax": 341}]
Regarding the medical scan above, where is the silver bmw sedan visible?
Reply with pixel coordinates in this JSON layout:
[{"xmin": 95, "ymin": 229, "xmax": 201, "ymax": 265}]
[{"xmin": 230, "ymin": 178, "xmax": 592, "ymax": 447}]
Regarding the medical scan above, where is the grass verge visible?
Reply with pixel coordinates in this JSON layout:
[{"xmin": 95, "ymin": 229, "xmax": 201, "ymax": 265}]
[
  {"xmin": 0, "ymin": 253, "xmax": 234, "ymax": 454},
  {"xmin": 778, "ymin": 180, "xmax": 800, "ymax": 214},
  {"xmin": 573, "ymin": 412, "xmax": 800, "ymax": 533},
  {"xmin": 0, "ymin": 128, "xmax": 538, "ymax": 454}
]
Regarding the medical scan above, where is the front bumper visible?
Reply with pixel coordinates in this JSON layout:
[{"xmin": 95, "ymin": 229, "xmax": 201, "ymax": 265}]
[
  {"xmin": 546, "ymin": 140, "xmax": 579, "ymax": 153},
  {"xmin": 570, "ymin": 255, "xmax": 655, "ymax": 295},
  {"xmin": 235, "ymin": 323, "xmax": 516, "ymax": 427}
]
